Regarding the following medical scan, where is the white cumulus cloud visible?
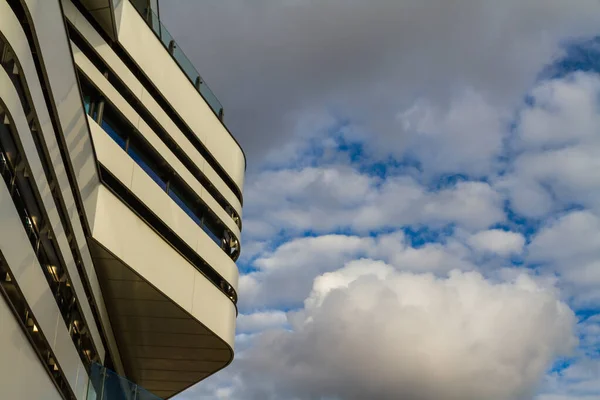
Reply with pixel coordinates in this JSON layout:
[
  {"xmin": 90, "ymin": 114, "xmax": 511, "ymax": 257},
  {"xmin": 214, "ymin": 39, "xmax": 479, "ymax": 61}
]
[{"xmin": 227, "ymin": 265, "xmax": 577, "ymax": 400}]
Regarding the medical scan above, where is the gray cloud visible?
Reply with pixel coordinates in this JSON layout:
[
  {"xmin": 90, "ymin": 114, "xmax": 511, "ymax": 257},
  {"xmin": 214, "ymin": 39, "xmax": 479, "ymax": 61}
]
[
  {"xmin": 159, "ymin": 3, "xmax": 600, "ymax": 400},
  {"xmin": 162, "ymin": 0, "xmax": 600, "ymax": 169}
]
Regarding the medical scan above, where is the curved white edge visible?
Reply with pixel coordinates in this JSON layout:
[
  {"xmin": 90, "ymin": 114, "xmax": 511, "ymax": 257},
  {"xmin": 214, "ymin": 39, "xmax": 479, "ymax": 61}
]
[
  {"xmin": 62, "ymin": 0, "xmax": 243, "ymax": 216},
  {"xmin": 114, "ymin": 0, "xmax": 246, "ymax": 192},
  {"xmin": 0, "ymin": 65, "xmax": 105, "ymax": 364},
  {"xmin": 0, "ymin": 177, "xmax": 88, "ymax": 399},
  {"xmin": 92, "ymin": 185, "xmax": 237, "ymax": 349},
  {"xmin": 89, "ymin": 117, "xmax": 240, "ymax": 291},
  {"xmin": 74, "ymin": 50, "xmax": 241, "ymax": 241},
  {"xmin": 7, "ymin": 0, "xmax": 125, "ymax": 375}
]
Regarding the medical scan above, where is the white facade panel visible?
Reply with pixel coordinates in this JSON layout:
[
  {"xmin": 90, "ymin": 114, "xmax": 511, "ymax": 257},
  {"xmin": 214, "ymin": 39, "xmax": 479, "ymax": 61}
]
[
  {"xmin": 131, "ymin": 164, "xmax": 201, "ymax": 248},
  {"xmin": 63, "ymin": 0, "xmax": 145, "ymax": 98},
  {"xmin": 63, "ymin": 1, "xmax": 243, "ymax": 216},
  {"xmin": 89, "ymin": 118, "xmax": 240, "ymax": 289},
  {"xmin": 114, "ymin": 0, "xmax": 246, "ymax": 192},
  {"xmin": 21, "ymin": 0, "xmax": 101, "ymax": 231},
  {"xmin": 0, "ymin": 1, "xmax": 124, "ymax": 373},
  {"xmin": 0, "ymin": 61, "xmax": 105, "ymax": 361},
  {"xmin": 192, "ymin": 271, "xmax": 237, "ymax": 346},
  {"xmin": 74, "ymin": 44, "xmax": 242, "ymax": 240},
  {"xmin": 93, "ymin": 186, "xmax": 196, "ymax": 311},
  {"xmin": 0, "ymin": 297, "xmax": 63, "ymax": 400},
  {"xmin": 92, "ymin": 185, "xmax": 237, "ymax": 349},
  {"xmin": 88, "ymin": 116, "xmax": 136, "ymax": 186},
  {"xmin": 0, "ymin": 177, "xmax": 85, "ymax": 397}
]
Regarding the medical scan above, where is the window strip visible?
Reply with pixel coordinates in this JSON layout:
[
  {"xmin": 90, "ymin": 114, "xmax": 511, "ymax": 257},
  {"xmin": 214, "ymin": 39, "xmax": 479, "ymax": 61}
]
[
  {"xmin": 0, "ymin": 36, "xmax": 100, "ymax": 369},
  {"xmin": 0, "ymin": 252, "xmax": 76, "ymax": 400},
  {"xmin": 66, "ymin": 19, "xmax": 244, "ymax": 223},
  {"xmin": 0, "ymin": 107, "xmax": 99, "ymax": 369},
  {"xmin": 79, "ymin": 72, "xmax": 240, "ymax": 262},
  {"xmin": 98, "ymin": 165, "xmax": 238, "ymax": 306},
  {"xmin": 5, "ymin": 0, "xmax": 115, "ymax": 368}
]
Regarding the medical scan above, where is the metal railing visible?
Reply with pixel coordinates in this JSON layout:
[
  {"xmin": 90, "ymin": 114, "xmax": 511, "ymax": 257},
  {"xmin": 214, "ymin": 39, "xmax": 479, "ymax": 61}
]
[
  {"xmin": 87, "ymin": 363, "xmax": 162, "ymax": 400},
  {"xmin": 130, "ymin": 0, "xmax": 225, "ymax": 121}
]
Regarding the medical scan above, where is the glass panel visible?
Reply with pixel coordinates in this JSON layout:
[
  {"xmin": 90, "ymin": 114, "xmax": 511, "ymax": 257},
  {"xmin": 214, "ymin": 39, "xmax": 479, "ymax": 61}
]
[
  {"xmin": 101, "ymin": 110, "xmax": 128, "ymax": 150},
  {"xmin": 130, "ymin": 0, "xmax": 148, "ymax": 15},
  {"xmin": 88, "ymin": 363, "xmax": 162, "ymax": 400},
  {"xmin": 0, "ymin": 152, "xmax": 9, "ymax": 182},
  {"xmin": 86, "ymin": 383, "xmax": 98, "ymax": 400},
  {"xmin": 137, "ymin": 386, "xmax": 162, "ymax": 400},
  {"xmin": 157, "ymin": 20, "xmax": 173, "ymax": 51},
  {"xmin": 199, "ymin": 81, "xmax": 224, "ymax": 118},
  {"xmin": 203, "ymin": 225, "xmax": 221, "ymax": 246},
  {"xmin": 202, "ymin": 216, "xmax": 224, "ymax": 246},
  {"xmin": 149, "ymin": 0, "xmax": 159, "ymax": 14},
  {"xmin": 128, "ymin": 1, "xmax": 225, "ymax": 118},
  {"xmin": 171, "ymin": 46, "xmax": 198, "ymax": 85},
  {"xmin": 102, "ymin": 372, "xmax": 136, "ymax": 400},
  {"xmin": 78, "ymin": 74, "xmax": 99, "ymax": 117},
  {"xmin": 88, "ymin": 363, "xmax": 103, "ymax": 400},
  {"xmin": 127, "ymin": 143, "xmax": 168, "ymax": 191},
  {"xmin": 168, "ymin": 182, "xmax": 202, "ymax": 225},
  {"xmin": 83, "ymin": 95, "xmax": 92, "ymax": 115}
]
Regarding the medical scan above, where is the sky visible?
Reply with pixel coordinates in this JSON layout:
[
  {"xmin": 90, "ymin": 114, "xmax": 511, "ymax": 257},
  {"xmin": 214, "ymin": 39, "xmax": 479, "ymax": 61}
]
[{"xmin": 161, "ymin": 1, "xmax": 600, "ymax": 399}]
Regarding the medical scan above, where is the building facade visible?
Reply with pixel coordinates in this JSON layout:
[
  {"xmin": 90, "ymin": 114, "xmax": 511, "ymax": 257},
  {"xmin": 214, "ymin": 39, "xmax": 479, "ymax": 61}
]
[{"xmin": 0, "ymin": 0, "xmax": 245, "ymax": 398}]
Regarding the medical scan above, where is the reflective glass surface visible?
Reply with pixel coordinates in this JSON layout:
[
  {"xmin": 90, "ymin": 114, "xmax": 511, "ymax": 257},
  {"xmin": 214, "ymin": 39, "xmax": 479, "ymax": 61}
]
[{"xmin": 88, "ymin": 363, "xmax": 162, "ymax": 400}]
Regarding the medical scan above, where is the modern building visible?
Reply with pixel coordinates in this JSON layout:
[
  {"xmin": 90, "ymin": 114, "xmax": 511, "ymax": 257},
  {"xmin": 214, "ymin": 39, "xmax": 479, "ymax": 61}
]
[{"xmin": 0, "ymin": 0, "xmax": 245, "ymax": 398}]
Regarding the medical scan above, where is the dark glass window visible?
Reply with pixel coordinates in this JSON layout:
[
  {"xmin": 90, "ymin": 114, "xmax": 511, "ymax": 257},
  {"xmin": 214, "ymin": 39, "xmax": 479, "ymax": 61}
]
[
  {"xmin": 79, "ymin": 74, "xmax": 99, "ymax": 119},
  {"xmin": 0, "ymin": 152, "xmax": 9, "ymax": 181},
  {"xmin": 202, "ymin": 216, "xmax": 223, "ymax": 246},
  {"xmin": 127, "ymin": 141, "xmax": 168, "ymax": 191},
  {"xmin": 83, "ymin": 94, "xmax": 92, "ymax": 115},
  {"xmin": 168, "ymin": 182, "xmax": 202, "ymax": 225},
  {"xmin": 76, "ymin": 73, "xmax": 238, "ymax": 260},
  {"xmin": 101, "ymin": 108, "xmax": 129, "ymax": 150}
]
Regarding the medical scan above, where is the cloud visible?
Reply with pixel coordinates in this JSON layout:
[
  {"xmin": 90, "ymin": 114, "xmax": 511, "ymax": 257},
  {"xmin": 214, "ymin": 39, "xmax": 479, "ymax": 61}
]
[
  {"xmin": 239, "ymin": 234, "xmax": 376, "ymax": 311},
  {"xmin": 237, "ymin": 311, "xmax": 289, "ymax": 334},
  {"xmin": 158, "ymin": 3, "xmax": 600, "ymax": 400},
  {"xmin": 227, "ymin": 266, "xmax": 577, "ymax": 400},
  {"xmin": 539, "ymin": 358, "xmax": 600, "ymax": 400},
  {"xmin": 499, "ymin": 72, "xmax": 600, "ymax": 218},
  {"xmin": 243, "ymin": 166, "xmax": 505, "ymax": 239},
  {"xmin": 399, "ymin": 90, "xmax": 507, "ymax": 176},
  {"xmin": 240, "ymin": 231, "xmax": 480, "ymax": 311},
  {"xmin": 162, "ymin": 0, "xmax": 600, "ymax": 168},
  {"xmin": 537, "ymin": 396, "xmax": 600, "ymax": 400},
  {"xmin": 516, "ymin": 73, "xmax": 600, "ymax": 149},
  {"xmin": 528, "ymin": 211, "xmax": 600, "ymax": 268},
  {"xmin": 527, "ymin": 211, "xmax": 600, "ymax": 308},
  {"xmin": 467, "ymin": 229, "xmax": 526, "ymax": 257}
]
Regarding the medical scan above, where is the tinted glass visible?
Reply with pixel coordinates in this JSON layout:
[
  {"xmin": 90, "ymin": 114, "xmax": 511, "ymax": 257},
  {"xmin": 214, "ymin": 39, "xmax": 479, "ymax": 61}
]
[
  {"xmin": 128, "ymin": 142, "xmax": 168, "ymax": 191},
  {"xmin": 101, "ymin": 119, "xmax": 127, "ymax": 149},
  {"xmin": 168, "ymin": 182, "xmax": 202, "ymax": 225},
  {"xmin": 202, "ymin": 216, "xmax": 224, "ymax": 246},
  {"xmin": 83, "ymin": 94, "xmax": 92, "ymax": 115}
]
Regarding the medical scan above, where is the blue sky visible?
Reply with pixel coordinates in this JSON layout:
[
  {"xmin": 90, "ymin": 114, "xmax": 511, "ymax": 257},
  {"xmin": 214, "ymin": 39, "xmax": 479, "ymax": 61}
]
[{"xmin": 163, "ymin": 1, "xmax": 600, "ymax": 399}]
